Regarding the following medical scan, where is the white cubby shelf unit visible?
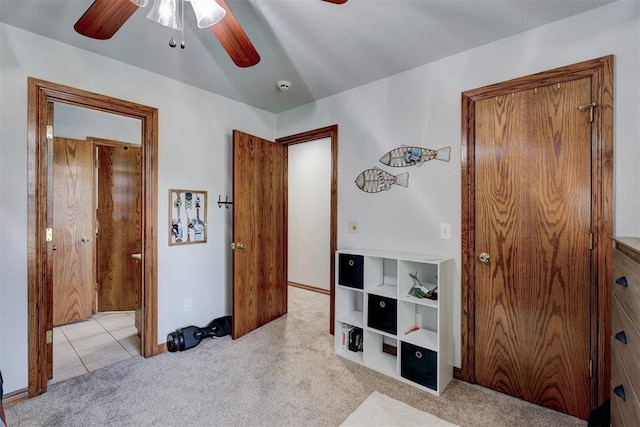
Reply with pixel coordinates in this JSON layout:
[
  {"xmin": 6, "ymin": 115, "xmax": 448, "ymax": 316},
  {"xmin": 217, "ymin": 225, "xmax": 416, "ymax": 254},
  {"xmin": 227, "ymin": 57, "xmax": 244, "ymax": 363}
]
[{"xmin": 334, "ymin": 248, "xmax": 454, "ymax": 395}]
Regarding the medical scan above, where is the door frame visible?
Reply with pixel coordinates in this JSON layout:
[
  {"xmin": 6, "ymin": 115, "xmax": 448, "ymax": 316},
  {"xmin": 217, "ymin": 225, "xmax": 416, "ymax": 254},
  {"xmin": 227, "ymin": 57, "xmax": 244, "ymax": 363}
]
[
  {"xmin": 277, "ymin": 125, "xmax": 338, "ymax": 334},
  {"xmin": 459, "ymin": 56, "xmax": 614, "ymax": 407},
  {"xmin": 27, "ymin": 78, "xmax": 159, "ymax": 397}
]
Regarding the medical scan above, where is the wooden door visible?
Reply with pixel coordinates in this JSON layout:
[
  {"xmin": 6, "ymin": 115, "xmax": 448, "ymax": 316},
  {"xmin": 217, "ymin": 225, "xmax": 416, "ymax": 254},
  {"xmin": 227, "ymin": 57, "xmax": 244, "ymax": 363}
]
[
  {"xmin": 53, "ymin": 137, "xmax": 95, "ymax": 326},
  {"xmin": 96, "ymin": 143, "xmax": 142, "ymax": 312},
  {"xmin": 474, "ymin": 79, "xmax": 593, "ymax": 418},
  {"xmin": 232, "ymin": 130, "xmax": 287, "ymax": 339}
]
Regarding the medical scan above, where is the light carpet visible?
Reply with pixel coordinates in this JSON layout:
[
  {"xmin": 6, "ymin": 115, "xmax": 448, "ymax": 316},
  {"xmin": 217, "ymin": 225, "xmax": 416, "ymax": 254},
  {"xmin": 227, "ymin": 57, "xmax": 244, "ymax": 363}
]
[
  {"xmin": 6, "ymin": 287, "xmax": 586, "ymax": 426},
  {"xmin": 341, "ymin": 391, "xmax": 458, "ymax": 427}
]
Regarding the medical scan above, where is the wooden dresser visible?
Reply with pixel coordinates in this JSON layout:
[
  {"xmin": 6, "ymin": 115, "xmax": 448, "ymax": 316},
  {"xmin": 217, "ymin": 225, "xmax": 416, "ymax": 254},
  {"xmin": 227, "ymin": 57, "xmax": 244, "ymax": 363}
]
[{"xmin": 611, "ymin": 237, "xmax": 640, "ymax": 426}]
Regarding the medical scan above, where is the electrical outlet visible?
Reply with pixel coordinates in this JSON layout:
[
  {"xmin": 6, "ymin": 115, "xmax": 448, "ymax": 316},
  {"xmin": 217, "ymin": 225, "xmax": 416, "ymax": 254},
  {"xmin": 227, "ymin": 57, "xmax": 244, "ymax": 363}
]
[
  {"xmin": 440, "ymin": 223, "xmax": 451, "ymax": 239},
  {"xmin": 184, "ymin": 298, "xmax": 192, "ymax": 312},
  {"xmin": 348, "ymin": 221, "xmax": 359, "ymax": 234}
]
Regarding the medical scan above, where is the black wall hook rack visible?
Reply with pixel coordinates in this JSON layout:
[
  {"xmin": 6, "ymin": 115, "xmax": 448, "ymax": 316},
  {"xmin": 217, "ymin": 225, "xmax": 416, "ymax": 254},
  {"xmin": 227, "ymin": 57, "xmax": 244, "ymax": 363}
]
[{"xmin": 218, "ymin": 195, "xmax": 233, "ymax": 209}]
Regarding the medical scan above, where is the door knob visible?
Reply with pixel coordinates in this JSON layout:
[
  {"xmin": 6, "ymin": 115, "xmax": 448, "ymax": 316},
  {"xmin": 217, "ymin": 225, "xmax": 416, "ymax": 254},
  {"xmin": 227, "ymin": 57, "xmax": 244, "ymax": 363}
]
[
  {"xmin": 231, "ymin": 242, "xmax": 246, "ymax": 250},
  {"xmin": 81, "ymin": 237, "xmax": 90, "ymax": 243},
  {"xmin": 479, "ymin": 252, "xmax": 490, "ymax": 263}
]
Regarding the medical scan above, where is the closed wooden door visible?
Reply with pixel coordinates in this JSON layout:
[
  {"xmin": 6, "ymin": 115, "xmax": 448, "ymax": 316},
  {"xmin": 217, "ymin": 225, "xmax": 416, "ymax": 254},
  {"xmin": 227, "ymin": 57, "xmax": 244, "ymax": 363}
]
[
  {"xmin": 474, "ymin": 78, "xmax": 592, "ymax": 419},
  {"xmin": 232, "ymin": 130, "xmax": 287, "ymax": 339},
  {"xmin": 53, "ymin": 137, "xmax": 95, "ymax": 326},
  {"xmin": 96, "ymin": 143, "xmax": 142, "ymax": 312}
]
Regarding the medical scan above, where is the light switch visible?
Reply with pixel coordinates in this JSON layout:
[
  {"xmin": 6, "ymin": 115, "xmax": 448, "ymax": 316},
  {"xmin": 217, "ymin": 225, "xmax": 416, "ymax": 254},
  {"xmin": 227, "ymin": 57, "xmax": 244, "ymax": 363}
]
[{"xmin": 440, "ymin": 223, "xmax": 451, "ymax": 239}]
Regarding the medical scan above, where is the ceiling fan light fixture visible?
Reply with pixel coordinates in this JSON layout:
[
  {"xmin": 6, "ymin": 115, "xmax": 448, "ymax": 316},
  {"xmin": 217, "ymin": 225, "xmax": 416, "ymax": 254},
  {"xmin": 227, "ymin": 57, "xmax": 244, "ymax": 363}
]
[
  {"xmin": 129, "ymin": 0, "xmax": 149, "ymax": 6},
  {"xmin": 189, "ymin": 0, "xmax": 226, "ymax": 28},
  {"xmin": 147, "ymin": 0, "xmax": 182, "ymax": 30}
]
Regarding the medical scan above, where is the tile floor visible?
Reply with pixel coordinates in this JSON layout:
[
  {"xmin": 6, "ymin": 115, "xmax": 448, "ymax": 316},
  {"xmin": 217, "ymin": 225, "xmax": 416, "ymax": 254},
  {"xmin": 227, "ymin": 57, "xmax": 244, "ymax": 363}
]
[{"xmin": 51, "ymin": 311, "xmax": 141, "ymax": 384}]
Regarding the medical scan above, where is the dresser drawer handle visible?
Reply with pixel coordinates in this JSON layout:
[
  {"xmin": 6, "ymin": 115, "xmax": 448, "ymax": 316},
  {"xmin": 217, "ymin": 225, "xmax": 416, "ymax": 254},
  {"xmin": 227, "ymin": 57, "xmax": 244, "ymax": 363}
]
[
  {"xmin": 614, "ymin": 385, "xmax": 626, "ymax": 401},
  {"xmin": 615, "ymin": 276, "xmax": 628, "ymax": 287},
  {"xmin": 615, "ymin": 331, "xmax": 628, "ymax": 345}
]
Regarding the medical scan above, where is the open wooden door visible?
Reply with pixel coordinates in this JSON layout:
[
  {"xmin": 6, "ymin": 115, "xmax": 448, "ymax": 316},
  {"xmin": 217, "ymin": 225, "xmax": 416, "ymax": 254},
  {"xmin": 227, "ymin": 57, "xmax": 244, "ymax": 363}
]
[
  {"xmin": 52, "ymin": 137, "xmax": 96, "ymax": 326},
  {"xmin": 232, "ymin": 130, "xmax": 287, "ymax": 339},
  {"xmin": 95, "ymin": 142, "xmax": 142, "ymax": 312}
]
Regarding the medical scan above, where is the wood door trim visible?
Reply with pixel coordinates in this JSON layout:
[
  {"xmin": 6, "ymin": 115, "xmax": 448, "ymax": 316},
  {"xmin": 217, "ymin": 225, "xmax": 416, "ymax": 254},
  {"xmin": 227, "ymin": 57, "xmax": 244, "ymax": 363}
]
[
  {"xmin": 276, "ymin": 125, "xmax": 338, "ymax": 335},
  {"xmin": 460, "ymin": 56, "xmax": 613, "ymax": 408},
  {"xmin": 27, "ymin": 78, "xmax": 159, "ymax": 397}
]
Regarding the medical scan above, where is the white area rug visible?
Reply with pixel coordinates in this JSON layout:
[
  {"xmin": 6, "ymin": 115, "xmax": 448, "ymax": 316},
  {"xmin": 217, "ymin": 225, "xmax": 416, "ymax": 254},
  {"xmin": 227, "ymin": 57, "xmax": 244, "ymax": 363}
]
[{"xmin": 341, "ymin": 391, "xmax": 458, "ymax": 427}]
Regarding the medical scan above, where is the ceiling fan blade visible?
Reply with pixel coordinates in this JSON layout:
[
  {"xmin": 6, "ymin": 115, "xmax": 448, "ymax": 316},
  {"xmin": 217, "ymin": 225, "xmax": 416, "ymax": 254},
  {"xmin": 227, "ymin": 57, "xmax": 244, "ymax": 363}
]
[
  {"xmin": 74, "ymin": 0, "xmax": 139, "ymax": 40},
  {"xmin": 321, "ymin": 0, "xmax": 348, "ymax": 4},
  {"xmin": 210, "ymin": 0, "xmax": 260, "ymax": 68}
]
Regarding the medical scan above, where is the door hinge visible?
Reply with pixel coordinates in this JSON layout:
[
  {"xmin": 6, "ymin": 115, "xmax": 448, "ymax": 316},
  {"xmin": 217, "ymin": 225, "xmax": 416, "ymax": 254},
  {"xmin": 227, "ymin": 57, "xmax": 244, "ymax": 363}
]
[
  {"xmin": 589, "ymin": 233, "xmax": 594, "ymax": 250},
  {"xmin": 46, "ymin": 227, "xmax": 53, "ymax": 242},
  {"xmin": 589, "ymin": 359, "xmax": 593, "ymax": 378},
  {"xmin": 46, "ymin": 125, "xmax": 53, "ymax": 139},
  {"xmin": 46, "ymin": 329, "xmax": 53, "ymax": 344},
  {"xmin": 578, "ymin": 102, "xmax": 596, "ymax": 123}
]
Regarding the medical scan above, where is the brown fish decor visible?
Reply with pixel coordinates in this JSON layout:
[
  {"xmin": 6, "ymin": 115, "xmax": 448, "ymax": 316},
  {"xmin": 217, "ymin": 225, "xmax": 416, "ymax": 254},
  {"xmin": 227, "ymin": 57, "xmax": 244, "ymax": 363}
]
[
  {"xmin": 355, "ymin": 167, "xmax": 408, "ymax": 193},
  {"xmin": 380, "ymin": 145, "xmax": 451, "ymax": 167}
]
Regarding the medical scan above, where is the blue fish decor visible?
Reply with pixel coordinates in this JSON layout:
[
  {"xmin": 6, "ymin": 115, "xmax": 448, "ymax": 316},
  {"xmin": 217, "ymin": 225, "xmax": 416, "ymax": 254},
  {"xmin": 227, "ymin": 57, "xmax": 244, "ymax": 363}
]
[
  {"xmin": 380, "ymin": 145, "xmax": 451, "ymax": 167},
  {"xmin": 355, "ymin": 167, "xmax": 409, "ymax": 193}
]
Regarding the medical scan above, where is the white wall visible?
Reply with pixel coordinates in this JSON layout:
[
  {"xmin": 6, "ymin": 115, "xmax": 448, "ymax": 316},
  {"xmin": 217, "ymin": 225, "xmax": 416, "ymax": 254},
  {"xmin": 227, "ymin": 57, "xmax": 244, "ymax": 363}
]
[
  {"xmin": 276, "ymin": 0, "xmax": 640, "ymax": 368},
  {"xmin": 54, "ymin": 103, "xmax": 142, "ymax": 144},
  {"xmin": 0, "ymin": 23, "xmax": 276, "ymax": 394},
  {"xmin": 288, "ymin": 138, "xmax": 332, "ymax": 290}
]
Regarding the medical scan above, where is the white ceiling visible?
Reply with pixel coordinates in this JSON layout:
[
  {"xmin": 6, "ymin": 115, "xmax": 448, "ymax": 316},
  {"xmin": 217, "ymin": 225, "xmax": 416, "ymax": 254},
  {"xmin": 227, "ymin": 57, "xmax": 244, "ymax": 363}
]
[{"xmin": 0, "ymin": 0, "xmax": 617, "ymax": 113}]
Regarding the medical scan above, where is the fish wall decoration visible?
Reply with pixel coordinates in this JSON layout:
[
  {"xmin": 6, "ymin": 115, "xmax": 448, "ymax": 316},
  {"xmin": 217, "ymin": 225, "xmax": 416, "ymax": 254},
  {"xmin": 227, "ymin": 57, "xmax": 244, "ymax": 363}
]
[
  {"xmin": 355, "ymin": 167, "xmax": 409, "ymax": 193},
  {"xmin": 380, "ymin": 145, "xmax": 451, "ymax": 168}
]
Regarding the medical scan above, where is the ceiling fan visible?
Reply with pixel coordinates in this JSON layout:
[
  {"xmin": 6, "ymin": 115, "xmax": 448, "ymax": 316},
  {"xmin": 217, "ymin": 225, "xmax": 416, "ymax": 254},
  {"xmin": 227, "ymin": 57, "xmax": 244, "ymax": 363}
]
[{"xmin": 74, "ymin": 0, "xmax": 348, "ymax": 68}]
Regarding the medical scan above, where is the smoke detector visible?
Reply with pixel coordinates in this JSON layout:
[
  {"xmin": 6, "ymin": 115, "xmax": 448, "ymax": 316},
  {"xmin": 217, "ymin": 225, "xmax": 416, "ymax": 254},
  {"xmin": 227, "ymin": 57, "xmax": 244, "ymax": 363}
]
[{"xmin": 276, "ymin": 80, "xmax": 291, "ymax": 91}]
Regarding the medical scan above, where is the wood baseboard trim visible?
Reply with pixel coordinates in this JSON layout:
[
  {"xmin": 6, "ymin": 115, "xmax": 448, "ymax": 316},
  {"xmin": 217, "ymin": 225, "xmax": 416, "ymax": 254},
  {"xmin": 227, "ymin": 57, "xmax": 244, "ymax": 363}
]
[
  {"xmin": 156, "ymin": 342, "xmax": 168, "ymax": 354},
  {"xmin": 288, "ymin": 281, "xmax": 330, "ymax": 295},
  {"xmin": 454, "ymin": 367, "xmax": 464, "ymax": 381},
  {"xmin": 3, "ymin": 388, "xmax": 29, "ymax": 407}
]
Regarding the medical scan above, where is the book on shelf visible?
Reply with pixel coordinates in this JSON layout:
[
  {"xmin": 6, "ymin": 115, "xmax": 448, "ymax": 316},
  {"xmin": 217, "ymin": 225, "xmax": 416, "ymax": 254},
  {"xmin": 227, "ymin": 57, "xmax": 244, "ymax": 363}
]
[{"xmin": 341, "ymin": 323, "xmax": 350, "ymax": 351}]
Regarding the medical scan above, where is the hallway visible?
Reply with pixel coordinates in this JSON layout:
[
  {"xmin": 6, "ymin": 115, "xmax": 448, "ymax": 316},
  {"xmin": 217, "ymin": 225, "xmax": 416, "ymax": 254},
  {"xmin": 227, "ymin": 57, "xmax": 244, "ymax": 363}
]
[{"xmin": 51, "ymin": 312, "xmax": 140, "ymax": 384}]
